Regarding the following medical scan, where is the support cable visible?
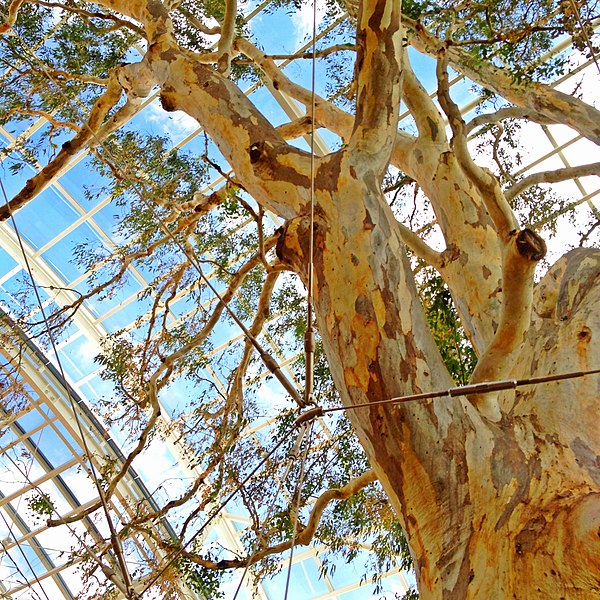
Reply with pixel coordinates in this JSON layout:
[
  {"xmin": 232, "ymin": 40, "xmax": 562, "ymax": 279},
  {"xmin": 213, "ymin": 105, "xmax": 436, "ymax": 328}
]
[
  {"xmin": 313, "ymin": 368, "xmax": 600, "ymax": 416},
  {"xmin": 137, "ymin": 415, "xmax": 317, "ymax": 596},
  {"xmin": 1, "ymin": 391, "xmax": 51, "ymax": 564},
  {"xmin": 0, "ymin": 179, "xmax": 138, "ymax": 600},
  {"xmin": 283, "ymin": 420, "xmax": 314, "ymax": 600},
  {"xmin": 2, "ymin": 446, "xmax": 132, "ymax": 598},
  {"xmin": 0, "ymin": 398, "xmax": 62, "ymax": 600},
  {"xmin": 303, "ymin": 0, "xmax": 319, "ymax": 407},
  {"xmin": 231, "ymin": 422, "xmax": 310, "ymax": 600},
  {"xmin": 0, "ymin": 509, "xmax": 50, "ymax": 600}
]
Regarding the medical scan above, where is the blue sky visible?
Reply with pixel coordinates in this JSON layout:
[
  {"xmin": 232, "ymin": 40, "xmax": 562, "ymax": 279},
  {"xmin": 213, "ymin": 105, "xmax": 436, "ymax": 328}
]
[{"xmin": 0, "ymin": 2, "xmax": 599, "ymax": 599}]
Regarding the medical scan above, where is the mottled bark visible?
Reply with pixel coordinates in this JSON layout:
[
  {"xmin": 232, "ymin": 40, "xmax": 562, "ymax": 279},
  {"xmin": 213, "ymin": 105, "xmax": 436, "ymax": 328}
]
[{"xmin": 2, "ymin": 1, "xmax": 599, "ymax": 598}]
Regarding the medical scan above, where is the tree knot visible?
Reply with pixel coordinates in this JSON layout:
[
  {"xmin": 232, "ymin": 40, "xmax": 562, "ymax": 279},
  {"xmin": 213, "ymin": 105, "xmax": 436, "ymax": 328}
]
[
  {"xmin": 275, "ymin": 215, "xmax": 327, "ymax": 278},
  {"xmin": 249, "ymin": 141, "xmax": 267, "ymax": 163},
  {"xmin": 516, "ymin": 228, "xmax": 546, "ymax": 261}
]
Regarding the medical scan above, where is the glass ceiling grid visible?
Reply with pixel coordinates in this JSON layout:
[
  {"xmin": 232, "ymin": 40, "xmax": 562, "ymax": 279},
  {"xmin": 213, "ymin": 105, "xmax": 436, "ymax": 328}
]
[
  {"xmin": 0, "ymin": 333, "xmax": 197, "ymax": 599},
  {"xmin": 0, "ymin": 2, "xmax": 597, "ymax": 599}
]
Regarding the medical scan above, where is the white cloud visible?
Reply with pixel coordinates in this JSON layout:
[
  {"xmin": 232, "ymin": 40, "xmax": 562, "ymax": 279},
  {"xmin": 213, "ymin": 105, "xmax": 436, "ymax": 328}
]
[{"xmin": 291, "ymin": 0, "xmax": 335, "ymax": 46}]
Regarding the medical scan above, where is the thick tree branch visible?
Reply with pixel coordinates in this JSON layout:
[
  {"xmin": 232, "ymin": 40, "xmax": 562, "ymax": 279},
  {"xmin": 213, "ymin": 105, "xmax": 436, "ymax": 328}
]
[
  {"xmin": 12, "ymin": 65, "xmax": 108, "ymax": 87},
  {"xmin": 347, "ymin": 0, "xmax": 403, "ymax": 173},
  {"xmin": 506, "ymin": 163, "xmax": 600, "ymax": 201},
  {"xmin": 468, "ymin": 230, "xmax": 546, "ymax": 410},
  {"xmin": 437, "ymin": 52, "xmax": 548, "ymax": 404},
  {"xmin": 0, "ymin": 70, "xmax": 142, "ymax": 222},
  {"xmin": 156, "ymin": 56, "xmax": 308, "ymax": 218},
  {"xmin": 275, "ymin": 116, "xmax": 314, "ymax": 141},
  {"xmin": 234, "ymin": 37, "xmax": 354, "ymax": 145},
  {"xmin": 234, "ymin": 36, "xmax": 415, "ymax": 157},
  {"xmin": 404, "ymin": 16, "xmax": 600, "ymax": 146},
  {"xmin": 401, "ymin": 48, "xmax": 446, "ymax": 145},
  {"xmin": 35, "ymin": 0, "xmax": 146, "ymax": 36},
  {"xmin": 436, "ymin": 51, "xmax": 518, "ymax": 239},
  {"xmin": 177, "ymin": 6, "xmax": 220, "ymax": 35},
  {"xmin": 233, "ymin": 44, "xmax": 356, "ymax": 64},
  {"xmin": 216, "ymin": 0, "xmax": 236, "ymax": 75},
  {"xmin": 0, "ymin": 0, "xmax": 26, "ymax": 33},
  {"xmin": 94, "ymin": 7, "xmax": 312, "ymax": 219},
  {"xmin": 397, "ymin": 222, "xmax": 442, "ymax": 270},
  {"xmin": 466, "ymin": 106, "xmax": 555, "ymax": 134}
]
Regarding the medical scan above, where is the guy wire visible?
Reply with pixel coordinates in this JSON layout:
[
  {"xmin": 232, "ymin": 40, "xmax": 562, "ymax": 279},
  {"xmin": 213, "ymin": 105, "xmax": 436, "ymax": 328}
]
[
  {"xmin": 137, "ymin": 420, "xmax": 300, "ymax": 596},
  {"xmin": 2, "ymin": 439, "xmax": 133, "ymax": 598},
  {"xmin": 0, "ymin": 506, "xmax": 51, "ymax": 600},
  {"xmin": 318, "ymin": 368, "xmax": 600, "ymax": 414},
  {"xmin": 304, "ymin": 0, "xmax": 319, "ymax": 407},
  {"xmin": 232, "ymin": 421, "xmax": 309, "ymax": 600},
  {"xmin": 284, "ymin": 419, "xmax": 314, "ymax": 600}
]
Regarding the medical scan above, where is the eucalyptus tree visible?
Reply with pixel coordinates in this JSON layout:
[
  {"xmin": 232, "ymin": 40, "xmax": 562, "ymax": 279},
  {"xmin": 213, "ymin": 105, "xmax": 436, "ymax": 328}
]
[{"xmin": 1, "ymin": 0, "xmax": 599, "ymax": 598}]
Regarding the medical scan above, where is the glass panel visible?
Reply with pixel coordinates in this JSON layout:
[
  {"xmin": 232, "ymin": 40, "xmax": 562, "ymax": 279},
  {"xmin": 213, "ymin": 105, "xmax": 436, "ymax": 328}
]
[
  {"xmin": 8, "ymin": 187, "xmax": 79, "ymax": 251},
  {"xmin": 58, "ymin": 153, "xmax": 113, "ymax": 208}
]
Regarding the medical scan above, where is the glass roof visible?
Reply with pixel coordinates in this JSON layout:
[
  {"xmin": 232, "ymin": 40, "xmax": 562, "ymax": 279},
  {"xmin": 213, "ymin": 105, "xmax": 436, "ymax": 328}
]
[{"xmin": 0, "ymin": 1, "xmax": 598, "ymax": 598}]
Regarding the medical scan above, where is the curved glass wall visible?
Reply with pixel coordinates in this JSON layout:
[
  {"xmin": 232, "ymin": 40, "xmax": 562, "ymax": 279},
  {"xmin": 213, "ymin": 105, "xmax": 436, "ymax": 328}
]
[{"xmin": 0, "ymin": 2, "xmax": 598, "ymax": 598}]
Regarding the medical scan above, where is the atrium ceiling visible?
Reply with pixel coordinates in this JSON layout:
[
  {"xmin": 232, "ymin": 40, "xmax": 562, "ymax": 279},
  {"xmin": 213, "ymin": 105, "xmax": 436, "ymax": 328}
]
[{"xmin": 0, "ymin": 1, "xmax": 598, "ymax": 598}]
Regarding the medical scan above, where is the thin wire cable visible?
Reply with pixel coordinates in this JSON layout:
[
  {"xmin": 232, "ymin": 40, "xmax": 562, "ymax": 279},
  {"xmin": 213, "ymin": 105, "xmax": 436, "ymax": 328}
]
[
  {"xmin": 231, "ymin": 562, "xmax": 251, "ymax": 600},
  {"xmin": 283, "ymin": 419, "xmax": 314, "ymax": 600},
  {"xmin": 0, "ymin": 332, "xmax": 69, "ymax": 564},
  {"xmin": 1, "ymin": 398, "xmax": 49, "ymax": 563},
  {"xmin": 231, "ymin": 422, "xmax": 310, "ymax": 600},
  {"xmin": 303, "ymin": 0, "xmax": 318, "ymax": 407},
  {"xmin": 1, "ymin": 447, "xmax": 131, "ymax": 598},
  {"xmin": 0, "ymin": 399, "xmax": 62, "ymax": 600},
  {"xmin": 317, "ymin": 368, "xmax": 600, "ymax": 415},
  {"xmin": 0, "ymin": 179, "xmax": 136, "ymax": 599}
]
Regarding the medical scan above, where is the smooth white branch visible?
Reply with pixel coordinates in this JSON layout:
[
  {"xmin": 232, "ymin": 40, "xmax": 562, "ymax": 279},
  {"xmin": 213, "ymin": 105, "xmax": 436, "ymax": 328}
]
[{"xmin": 506, "ymin": 163, "xmax": 600, "ymax": 201}]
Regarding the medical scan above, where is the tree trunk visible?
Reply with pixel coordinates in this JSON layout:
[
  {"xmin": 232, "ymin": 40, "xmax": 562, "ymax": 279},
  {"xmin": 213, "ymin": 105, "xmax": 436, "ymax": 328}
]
[
  {"xmin": 92, "ymin": 3, "xmax": 599, "ymax": 595},
  {"xmin": 279, "ymin": 157, "xmax": 600, "ymax": 597}
]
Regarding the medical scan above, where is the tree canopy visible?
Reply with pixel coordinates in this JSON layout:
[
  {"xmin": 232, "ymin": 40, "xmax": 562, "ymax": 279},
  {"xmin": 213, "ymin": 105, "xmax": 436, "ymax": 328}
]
[{"xmin": 0, "ymin": 0, "xmax": 599, "ymax": 598}]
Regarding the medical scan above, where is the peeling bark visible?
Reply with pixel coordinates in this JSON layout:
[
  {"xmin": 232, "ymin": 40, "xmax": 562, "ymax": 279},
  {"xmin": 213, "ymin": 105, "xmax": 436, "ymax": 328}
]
[{"xmin": 2, "ymin": 2, "xmax": 599, "ymax": 598}]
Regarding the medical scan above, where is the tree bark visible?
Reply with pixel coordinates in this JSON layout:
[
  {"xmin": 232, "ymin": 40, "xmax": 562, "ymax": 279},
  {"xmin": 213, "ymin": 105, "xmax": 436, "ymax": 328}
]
[
  {"xmin": 4, "ymin": 1, "xmax": 599, "ymax": 597},
  {"xmin": 68, "ymin": 3, "xmax": 600, "ymax": 597},
  {"xmin": 276, "ymin": 173, "xmax": 600, "ymax": 598}
]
